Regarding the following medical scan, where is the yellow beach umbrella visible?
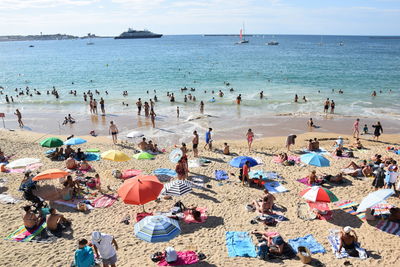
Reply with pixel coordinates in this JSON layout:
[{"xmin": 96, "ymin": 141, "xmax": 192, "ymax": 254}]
[{"xmin": 101, "ymin": 150, "xmax": 131, "ymax": 162}]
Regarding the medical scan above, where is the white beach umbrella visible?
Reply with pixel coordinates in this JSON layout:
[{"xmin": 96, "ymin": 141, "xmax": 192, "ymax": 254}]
[{"xmin": 6, "ymin": 158, "xmax": 41, "ymax": 169}]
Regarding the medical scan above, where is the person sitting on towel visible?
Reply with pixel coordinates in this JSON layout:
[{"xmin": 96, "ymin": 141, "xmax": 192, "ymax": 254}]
[
  {"xmin": 46, "ymin": 208, "xmax": 71, "ymax": 237},
  {"xmin": 339, "ymin": 226, "xmax": 359, "ymax": 257},
  {"xmin": 23, "ymin": 205, "xmax": 39, "ymax": 231},
  {"xmin": 66, "ymin": 156, "xmax": 79, "ymax": 170},
  {"xmin": 388, "ymin": 207, "xmax": 400, "ymax": 223},
  {"xmin": 253, "ymin": 194, "xmax": 274, "ymax": 215},
  {"xmin": 76, "ymin": 148, "xmax": 85, "ymax": 161},
  {"xmin": 307, "ymin": 170, "xmax": 324, "ymax": 185},
  {"xmin": 252, "ymin": 231, "xmax": 285, "ymax": 256}
]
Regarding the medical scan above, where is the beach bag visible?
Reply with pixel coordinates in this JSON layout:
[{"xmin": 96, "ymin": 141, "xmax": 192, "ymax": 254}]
[
  {"xmin": 298, "ymin": 246, "xmax": 312, "ymax": 264},
  {"xmin": 257, "ymin": 242, "xmax": 269, "ymax": 260},
  {"xmin": 112, "ymin": 170, "xmax": 122, "ymax": 179},
  {"xmin": 151, "ymin": 252, "xmax": 163, "ymax": 262},
  {"xmin": 171, "ymin": 201, "xmax": 186, "ymax": 214}
]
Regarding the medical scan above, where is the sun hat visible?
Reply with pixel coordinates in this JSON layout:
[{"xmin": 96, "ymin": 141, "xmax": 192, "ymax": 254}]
[
  {"xmin": 92, "ymin": 231, "xmax": 102, "ymax": 242},
  {"xmin": 343, "ymin": 226, "xmax": 352, "ymax": 234}
]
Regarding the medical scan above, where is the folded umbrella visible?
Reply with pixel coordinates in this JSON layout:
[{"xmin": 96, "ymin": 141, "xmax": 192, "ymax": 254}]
[{"xmin": 356, "ymin": 189, "xmax": 395, "ymax": 212}]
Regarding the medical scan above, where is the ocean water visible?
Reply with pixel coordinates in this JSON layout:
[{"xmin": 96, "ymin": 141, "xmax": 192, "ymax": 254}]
[{"xmin": 0, "ymin": 35, "xmax": 399, "ymax": 139}]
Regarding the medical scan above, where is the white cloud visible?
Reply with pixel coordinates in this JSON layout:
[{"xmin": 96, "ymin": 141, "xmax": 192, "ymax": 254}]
[{"xmin": 0, "ymin": 0, "xmax": 98, "ymax": 10}]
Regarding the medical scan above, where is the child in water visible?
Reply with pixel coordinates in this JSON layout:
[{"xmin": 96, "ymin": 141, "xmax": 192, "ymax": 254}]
[{"xmin": 363, "ymin": 124, "xmax": 368, "ymax": 135}]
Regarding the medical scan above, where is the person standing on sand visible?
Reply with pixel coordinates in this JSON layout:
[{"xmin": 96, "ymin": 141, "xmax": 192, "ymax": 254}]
[
  {"xmin": 109, "ymin": 121, "xmax": 118, "ymax": 144},
  {"xmin": 100, "ymin": 97, "xmax": 105, "ymax": 115},
  {"xmin": 14, "ymin": 109, "xmax": 24, "ymax": 127},
  {"xmin": 286, "ymin": 134, "xmax": 297, "ymax": 151},
  {"xmin": 323, "ymin": 98, "xmax": 330, "ymax": 113},
  {"xmin": 246, "ymin": 129, "xmax": 254, "ymax": 152},
  {"xmin": 204, "ymin": 128, "xmax": 212, "ymax": 151},
  {"xmin": 136, "ymin": 98, "xmax": 142, "ymax": 115},
  {"xmin": 200, "ymin": 101, "xmax": 204, "ymax": 114},
  {"xmin": 92, "ymin": 231, "xmax": 119, "ymax": 267},
  {"xmin": 150, "ymin": 108, "xmax": 156, "ymax": 128},
  {"xmin": 353, "ymin": 118, "xmax": 360, "ymax": 138},
  {"xmin": 192, "ymin": 131, "xmax": 199, "ymax": 157},
  {"xmin": 330, "ymin": 100, "xmax": 335, "ymax": 113},
  {"xmin": 372, "ymin": 121, "xmax": 383, "ymax": 141}
]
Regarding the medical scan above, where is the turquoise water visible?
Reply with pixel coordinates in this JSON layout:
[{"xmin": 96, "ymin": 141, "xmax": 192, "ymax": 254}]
[{"xmin": 0, "ymin": 35, "xmax": 400, "ymax": 121}]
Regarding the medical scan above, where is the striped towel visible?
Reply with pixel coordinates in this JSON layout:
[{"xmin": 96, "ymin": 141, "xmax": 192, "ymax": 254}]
[
  {"xmin": 93, "ymin": 194, "xmax": 118, "ymax": 208},
  {"xmin": 375, "ymin": 220, "xmax": 400, "ymax": 236},
  {"xmin": 5, "ymin": 222, "xmax": 47, "ymax": 242},
  {"xmin": 334, "ymin": 200, "xmax": 365, "ymax": 220},
  {"xmin": 327, "ymin": 231, "xmax": 367, "ymax": 259}
]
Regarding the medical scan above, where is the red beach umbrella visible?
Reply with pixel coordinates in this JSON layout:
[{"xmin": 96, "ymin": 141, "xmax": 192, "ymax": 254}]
[
  {"xmin": 118, "ymin": 175, "xmax": 163, "ymax": 206},
  {"xmin": 300, "ymin": 186, "xmax": 339, "ymax": 203}
]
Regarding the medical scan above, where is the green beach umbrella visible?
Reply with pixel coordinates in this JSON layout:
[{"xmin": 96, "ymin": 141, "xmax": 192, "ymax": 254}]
[
  {"xmin": 40, "ymin": 137, "xmax": 64, "ymax": 148},
  {"xmin": 133, "ymin": 152, "xmax": 155, "ymax": 160}
]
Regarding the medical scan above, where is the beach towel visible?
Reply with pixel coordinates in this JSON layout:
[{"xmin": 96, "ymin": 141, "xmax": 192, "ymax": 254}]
[
  {"xmin": 288, "ymin": 234, "xmax": 325, "ymax": 254},
  {"xmin": 7, "ymin": 163, "xmax": 43, "ymax": 173},
  {"xmin": 53, "ymin": 200, "xmax": 94, "ymax": 210},
  {"xmin": 154, "ymin": 168, "xmax": 177, "ymax": 177},
  {"xmin": 136, "ymin": 212, "xmax": 153, "ymax": 222},
  {"xmin": 83, "ymin": 153, "xmax": 100, "ymax": 161},
  {"xmin": 225, "ymin": 231, "xmax": 257, "ymax": 258},
  {"xmin": 268, "ymin": 213, "xmax": 289, "ymax": 222},
  {"xmin": 122, "ymin": 169, "xmax": 142, "ymax": 179},
  {"xmin": 297, "ymin": 177, "xmax": 312, "ymax": 186},
  {"xmin": 215, "ymin": 170, "xmax": 229, "ymax": 181},
  {"xmin": 272, "ymin": 156, "xmax": 300, "ymax": 164},
  {"xmin": 249, "ymin": 170, "xmax": 281, "ymax": 180},
  {"xmin": 5, "ymin": 222, "xmax": 47, "ymax": 242},
  {"xmin": 86, "ymin": 148, "xmax": 100, "ymax": 153},
  {"xmin": 308, "ymin": 202, "xmax": 332, "ymax": 220},
  {"xmin": 189, "ymin": 176, "xmax": 205, "ymax": 188},
  {"xmin": 327, "ymin": 230, "xmax": 367, "ymax": 259},
  {"xmin": 334, "ymin": 200, "xmax": 365, "ymax": 220},
  {"xmin": 183, "ymin": 207, "xmax": 207, "ymax": 223},
  {"xmin": 303, "ymin": 148, "xmax": 329, "ymax": 155},
  {"xmin": 158, "ymin": 251, "xmax": 199, "ymax": 266},
  {"xmin": 264, "ymin": 181, "xmax": 288, "ymax": 194},
  {"xmin": 188, "ymin": 159, "xmax": 202, "ymax": 168},
  {"xmin": 0, "ymin": 193, "xmax": 20, "ymax": 204},
  {"xmin": 92, "ymin": 194, "xmax": 118, "ymax": 208},
  {"xmin": 375, "ymin": 220, "xmax": 400, "ymax": 236}
]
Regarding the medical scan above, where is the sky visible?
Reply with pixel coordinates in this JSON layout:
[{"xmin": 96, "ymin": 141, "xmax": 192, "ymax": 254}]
[{"xmin": 0, "ymin": 0, "xmax": 399, "ymax": 36}]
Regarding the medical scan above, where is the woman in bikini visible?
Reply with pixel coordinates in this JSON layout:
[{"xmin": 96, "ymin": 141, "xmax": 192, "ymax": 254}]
[{"xmin": 246, "ymin": 129, "xmax": 254, "ymax": 152}]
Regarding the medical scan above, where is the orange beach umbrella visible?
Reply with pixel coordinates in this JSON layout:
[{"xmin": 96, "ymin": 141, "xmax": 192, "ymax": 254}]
[
  {"xmin": 118, "ymin": 175, "xmax": 163, "ymax": 205},
  {"xmin": 32, "ymin": 169, "xmax": 69, "ymax": 181}
]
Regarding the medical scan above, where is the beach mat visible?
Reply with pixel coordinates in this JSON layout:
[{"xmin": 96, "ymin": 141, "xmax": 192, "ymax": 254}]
[
  {"xmin": 53, "ymin": 200, "xmax": 94, "ymax": 210},
  {"xmin": 375, "ymin": 220, "xmax": 400, "ymax": 236},
  {"xmin": 288, "ymin": 234, "xmax": 325, "ymax": 254},
  {"xmin": 249, "ymin": 170, "xmax": 281, "ymax": 180},
  {"xmin": 264, "ymin": 181, "xmax": 288, "ymax": 194},
  {"xmin": 86, "ymin": 148, "xmax": 100, "ymax": 153},
  {"xmin": 334, "ymin": 200, "xmax": 365, "ymax": 220},
  {"xmin": 122, "ymin": 169, "xmax": 142, "ymax": 179},
  {"xmin": 7, "ymin": 163, "xmax": 43, "ymax": 173},
  {"xmin": 225, "ymin": 231, "xmax": 257, "ymax": 258},
  {"xmin": 215, "ymin": 170, "xmax": 229, "ymax": 181},
  {"xmin": 183, "ymin": 207, "xmax": 207, "ymax": 223},
  {"xmin": 5, "ymin": 222, "xmax": 47, "ymax": 242},
  {"xmin": 157, "ymin": 251, "xmax": 199, "ymax": 266},
  {"xmin": 154, "ymin": 168, "xmax": 177, "ymax": 177},
  {"xmin": 83, "ymin": 153, "xmax": 100, "ymax": 161},
  {"xmin": 327, "ymin": 230, "xmax": 367, "ymax": 259},
  {"xmin": 297, "ymin": 177, "xmax": 312, "ymax": 186},
  {"xmin": 93, "ymin": 194, "xmax": 118, "ymax": 208}
]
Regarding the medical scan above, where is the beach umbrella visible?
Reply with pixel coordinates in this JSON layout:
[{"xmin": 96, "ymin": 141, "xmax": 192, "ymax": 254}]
[
  {"xmin": 133, "ymin": 152, "xmax": 155, "ymax": 160},
  {"xmin": 169, "ymin": 148, "xmax": 183, "ymax": 163},
  {"xmin": 229, "ymin": 156, "xmax": 258, "ymax": 168},
  {"xmin": 118, "ymin": 175, "xmax": 163, "ymax": 206},
  {"xmin": 6, "ymin": 158, "xmax": 41, "ymax": 169},
  {"xmin": 134, "ymin": 215, "xmax": 181, "ymax": 243},
  {"xmin": 300, "ymin": 153, "xmax": 330, "ymax": 167},
  {"xmin": 32, "ymin": 169, "xmax": 69, "ymax": 181},
  {"xmin": 163, "ymin": 180, "xmax": 193, "ymax": 196},
  {"xmin": 101, "ymin": 150, "xmax": 130, "ymax": 162},
  {"xmin": 40, "ymin": 137, "xmax": 64, "ymax": 148},
  {"xmin": 300, "ymin": 186, "xmax": 338, "ymax": 203},
  {"xmin": 64, "ymin": 137, "xmax": 87, "ymax": 146},
  {"xmin": 356, "ymin": 189, "xmax": 395, "ymax": 212}
]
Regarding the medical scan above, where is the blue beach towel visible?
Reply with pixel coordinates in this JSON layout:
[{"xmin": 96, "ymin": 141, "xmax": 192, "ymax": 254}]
[
  {"xmin": 80, "ymin": 153, "xmax": 100, "ymax": 161},
  {"xmin": 215, "ymin": 170, "xmax": 229, "ymax": 181},
  {"xmin": 153, "ymin": 168, "xmax": 177, "ymax": 177},
  {"xmin": 288, "ymin": 234, "xmax": 325, "ymax": 254},
  {"xmin": 225, "ymin": 231, "xmax": 257, "ymax": 258},
  {"xmin": 264, "ymin": 181, "xmax": 288, "ymax": 194}
]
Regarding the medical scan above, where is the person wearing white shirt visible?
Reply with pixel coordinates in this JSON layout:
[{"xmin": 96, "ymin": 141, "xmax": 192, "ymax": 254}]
[{"xmin": 91, "ymin": 231, "xmax": 118, "ymax": 267}]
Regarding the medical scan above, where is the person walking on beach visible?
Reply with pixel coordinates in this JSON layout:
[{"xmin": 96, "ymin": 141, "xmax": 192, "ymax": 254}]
[
  {"xmin": 150, "ymin": 108, "xmax": 156, "ymax": 128},
  {"xmin": 372, "ymin": 121, "xmax": 383, "ymax": 141},
  {"xmin": 136, "ymin": 98, "xmax": 142, "ymax": 115},
  {"xmin": 100, "ymin": 97, "xmax": 105, "ymax": 115},
  {"xmin": 192, "ymin": 130, "xmax": 199, "ymax": 157},
  {"xmin": 92, "ymin": 231, "xmax": 119, "ymax": 267},
  {"xmin": 330, "ymin": 100, "xmax": 335, "ymax": 113},
  {"xmin": 246, "ymin": 129, "xmax": 254, "ymax": 152},
  {"xmin": 324, "ymin": 98, "xmax": 330, "ymax": 113},
  {"xmin": 286, "ymin": 134, "xmax": 297, "ymax": 151},
  {"xmin": 14, "ymin": 109, "xmax": 24, "ymax": 127},
  {"xmin": 204, "ymin": 128, "xmax": 212, "ymax": 151},
  {"xmin": 109, "ymin": 121, "xmax": 118, "ymax": 144},
  {"xmin": 200, "ymin": 101, "xmax": 204, "ymax": 114},
  {"xmin": 353, "ymin": 118, "xmax": 360, "ymax": 138}
]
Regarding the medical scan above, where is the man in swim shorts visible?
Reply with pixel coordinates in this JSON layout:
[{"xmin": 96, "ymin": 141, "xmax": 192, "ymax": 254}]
[{"xmin": 109, "ymin": 121, "xmax": 118, "ymax": 144}]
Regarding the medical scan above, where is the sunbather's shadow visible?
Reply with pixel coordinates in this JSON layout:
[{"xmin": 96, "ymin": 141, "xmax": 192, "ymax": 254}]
[
  {"xmin": 201, "ymin": 156, "xmax": 226, "ymax": 164},
  {"xmin": 191, "ymin": 262, "xmax": 217, "ymax": 267},
  {"xmin": 273, "ymin": 203, "xmax": 287, "ymax": 213},
  {"xmin": 189, "ymin": 172, "xmax": 212, "ymax": 183},
  {"xmin": 180, "ymin": 215, "xmax": 224, "ymax": 235},
  {"xmin": 367, "ymin": 250, "xmax": 382, "ymax": 260},
  {"xmin": 0, "ymin": 186, "xmax": 8, "ymax": 194},
  {"xmin": 329, "ymin": 210, "xmax": 363, "ymax": 228},
  {"xmin": 322, "ymin": 178, "xmax": 353, "ymax": 189},
  {"xmin": 254, "ymin": 151, "xmax": 274, "ymax": 157},
  {"xmin": 191, "ymin": 191, "xmax": 221, "ymax": 203},
  {"xmin": 308, "ymin": 258, "xmax": 325, "ymax": 267}
]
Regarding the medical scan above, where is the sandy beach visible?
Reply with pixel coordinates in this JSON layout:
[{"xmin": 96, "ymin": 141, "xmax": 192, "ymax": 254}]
[{"xmin": 1, "ymin": 128, "xmax": 400, "ymax": 267}]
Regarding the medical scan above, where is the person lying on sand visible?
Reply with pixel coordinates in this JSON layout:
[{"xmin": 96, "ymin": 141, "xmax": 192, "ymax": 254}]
[
  {"xmin": 323, "ymin": 172, "xmax": 344, "ymax": 184},
  {"xmin": 46, "ymin": 208, "xmax": 71, "ymax": 237},
  {"xmin": 344, "ymin": 160, "xmax": 373, "ymax": 177},
  {"xmin": 251, "ymin": 231, "xmax": 285, "ymax": 256},
  {"xmin": 66, "ymin": 156, "xmax": 79, "ymax": 170}
]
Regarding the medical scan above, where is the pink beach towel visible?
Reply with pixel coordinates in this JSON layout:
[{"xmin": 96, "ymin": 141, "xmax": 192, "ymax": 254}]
[
  {"xmin": 122, "ymin": 169, "xmax": 141, "ymax": 180},
  {"xmin": 308, "ymin": 202, "xmax": 332, "ymax": 220},
  {"xmin": 297, "ymin": 177, "xmax": 312, "ymax": 186},
  {"xmin": 136, "ymin": 212, "xmax": 153, "ymax": 222},
  {"xmin": 93, "ymin": 194, "xmax": 118, "ymax": 208},
  {"xmin": 183, "ymin": 208, "xmax": 208, "ymax": 223},
  {"xmin": 272, "ymin": 156, "xmax": 300, "ymax": 164},
  {"xmin": 7, "ymin": 163, "xmax": 43, "ymax": 173},
  {"xmin": 158, "ymin": 251, "xmax": 199, "ymax": 266}
]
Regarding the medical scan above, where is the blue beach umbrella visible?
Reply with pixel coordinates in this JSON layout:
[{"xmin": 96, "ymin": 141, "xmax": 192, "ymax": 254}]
[
  {"xmin": 134, "ymin": 215, "xmax": 181, "ymax": 243},
  {"xmin": 64, "ymin": 137, "xmax": 87, "ymax": 146},
  {"xmin": 300, "ymin": 153, "xmax": 330, "ymax": 167},
  {"xmin": 229, "ymin": 156, "xmax": 258, "ymax": 168},
  {"xmin": 356, "ymin": 189, "xmax": 395, "ymax": 212}
]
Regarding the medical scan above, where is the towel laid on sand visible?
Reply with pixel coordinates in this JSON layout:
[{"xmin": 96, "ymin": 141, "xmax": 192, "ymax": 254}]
[
  {"xmin": 7, "ymin": 163, "xmax": 43, "ymax": 173},
  {"xmin": 6, "ymin": 222, "xmax": 47, "ymax": 242},
  {"xmin": 154, "ymin": 168, "xmax": 177, "ymax": 177},
  {"xmin": 0, "ymin": 193, "xmax": 20, "ymax": 204},
  {"xmin": 264, "ymin": 181, "xmax": 288, "ymax": 194},
  {"xmin": 308, "ymin": 202, "xmax": 333, "ymax": 220},
  {"xmin": 93, "ymin": 194, "xmax": 118, "ymax": 208},
  {"xmin": 53, "ymin": 200, "xmax": 94, "ymax": 210},
  {"xmin": 297, "ymin": 177, "xmax": 312, "ymax": 186},
  {"xmin": 158, "ymin": 251, "xmax": 199, "ymax": 266},
  {"xmin": 215, "ymin": 170, "xmax": 229, "ymax": 181},
  {"xmin": 183, "ymin": 207, "xmax": 207, "ymax": 223},
  {"xmin": 375, "ymin": 220, "xmax": 400, "ymax": 236},
  {"xmin": 226, "ymin": 231, "xmax": 257, "ymax": 258},
  {"xmin": 334, "ymin": 200, "xmax": 365, "ymax": 220},
  {"xmin": 327, "ymin": 231, "xmax": 367, "ymax": 259},
  {"xmin": 249, "ymin": 170, "xmax": 281, "ymax": 180},
  {"xmin": 122, "ymin": 169, "xmax": 142, "ymax": 179},
  {"xmin": 272, "ymin": 156, "xmax": 300, "ymax": 164},
  {"xmin": 288, "ymin": 234, "xmax": 325, "ymax": 254},
  {"xmin": 75, "ymin": 153, "xmax": 100, "ymax": 162}
]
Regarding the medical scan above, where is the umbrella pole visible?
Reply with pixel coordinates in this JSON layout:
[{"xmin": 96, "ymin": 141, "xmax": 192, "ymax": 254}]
[{"xmin": 142, "ymin": 204, "xmax": 146, "ymax": 212}]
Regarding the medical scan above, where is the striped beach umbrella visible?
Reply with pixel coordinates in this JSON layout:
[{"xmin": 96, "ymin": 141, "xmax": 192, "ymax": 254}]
[
  {"xmin": 300, "ymin": 186, "xmax": 338, "ymax": 203},
  {"xmin": 134, "ymin": 215, "xmax": 181, "ymax": 243},
  {"xmin": 163, "ymin": 180, "xmax": 193, "ymax": 196}
]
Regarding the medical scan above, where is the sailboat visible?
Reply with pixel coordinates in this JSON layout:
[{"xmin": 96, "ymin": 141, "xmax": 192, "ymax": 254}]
[
  {"xmin": 235, "ymin": 23, "xmax": 249, "ymax": 44},
  {"xmin": 267, "ymin": 35, "xmax": 279, "ymax": 45}
]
